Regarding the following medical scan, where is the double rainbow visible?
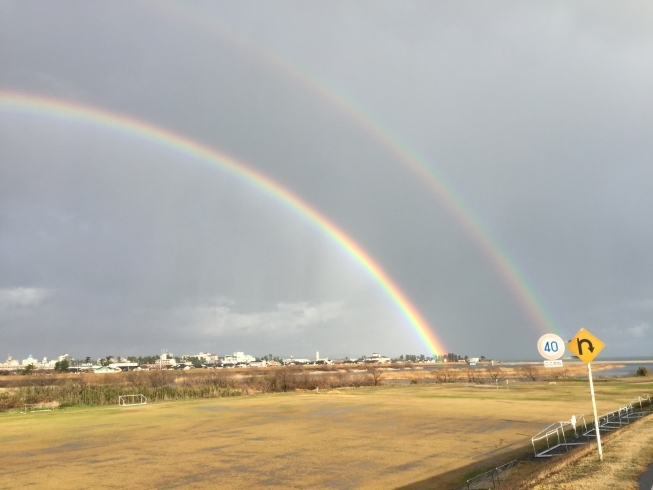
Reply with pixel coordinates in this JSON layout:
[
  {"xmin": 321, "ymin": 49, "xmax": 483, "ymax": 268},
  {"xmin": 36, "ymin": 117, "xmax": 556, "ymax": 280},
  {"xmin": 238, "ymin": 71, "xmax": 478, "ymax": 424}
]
[
  {"xmin": 153, "ymin": 2, "xmax": 560, "ymax": 337},
  {"xmin": 0, "ymin": 90, "xmax": 446, "ymax": 356}
]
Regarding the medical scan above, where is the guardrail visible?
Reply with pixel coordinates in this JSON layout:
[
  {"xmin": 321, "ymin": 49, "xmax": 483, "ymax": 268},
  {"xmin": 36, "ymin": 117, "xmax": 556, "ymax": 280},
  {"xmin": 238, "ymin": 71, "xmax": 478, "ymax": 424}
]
[
  {"xmin": 454, "ymin": 393, "xmax": 651, "ymax": 488},
  {"xmin": 583, "ymin": 394, "xmax": 650, "ymax": 437},
  {"xmin": 531, "ymin": 414, "xmax": 587, "ymax": 458},
  {"xmin": 454, "ymin": 459, "xmax": 518, "ymax": 490},
  {"xmin": 533, "ymin": 393, "xmax": 651, "ymax": 457},
  {"xmin": 631, "ymin": 393, "xmax": 651, "ymax": 411}
]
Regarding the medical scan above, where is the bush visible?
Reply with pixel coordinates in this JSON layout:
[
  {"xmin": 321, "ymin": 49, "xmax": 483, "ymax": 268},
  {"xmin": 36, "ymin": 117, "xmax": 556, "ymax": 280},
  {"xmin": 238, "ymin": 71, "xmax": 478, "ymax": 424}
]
[{"xmin": 636, "ymin": 367, "xmax": 648, "ymax": 377}]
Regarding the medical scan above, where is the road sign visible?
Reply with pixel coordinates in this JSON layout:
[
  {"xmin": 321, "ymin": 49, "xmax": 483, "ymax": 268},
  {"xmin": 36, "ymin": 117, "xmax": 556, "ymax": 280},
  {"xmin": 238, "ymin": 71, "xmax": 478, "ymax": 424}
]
[
  {"xmin": 544, "ymin": 360, "xmax": 563, "ymax": 368},
  {"xmin": 537, "ymin": 333, "xmax": 565, "ymax": 360},
  {"xmin": 567, "ymin": 328, "xmax": 605, "ymax": 364},
  {"xmin": 567, "ymin": 328, "xmax": 606, "ymax": 461}
]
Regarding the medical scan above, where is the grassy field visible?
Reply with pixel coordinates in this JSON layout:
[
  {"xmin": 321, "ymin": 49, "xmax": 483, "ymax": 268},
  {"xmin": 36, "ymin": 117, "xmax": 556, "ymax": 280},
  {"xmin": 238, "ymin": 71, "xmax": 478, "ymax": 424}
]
[{"xmin": 0, "ymin": 377, "xmax": 651, "ymax": 489}]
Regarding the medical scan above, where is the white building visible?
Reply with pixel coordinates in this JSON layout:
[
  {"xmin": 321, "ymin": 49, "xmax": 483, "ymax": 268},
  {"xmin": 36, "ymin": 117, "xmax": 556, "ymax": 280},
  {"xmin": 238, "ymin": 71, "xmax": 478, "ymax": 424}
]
[
  {"xmin": 0, "ymin": 356, "xmax": 20, "ymax": 370},
  {"xmin": 108, "ymin": 362, "xmax": 139, "ymax": 372},
  {"xmin": 282, "ymin": 356, "xmax": 311, "ymax": 365},
  {"xmin": 3, "ymin": 356, "xmax": 19, "ymax": 367},
  {"xmin": 157, "ymin": 352, "xmax": 177, "ymax": 368},
  {"xmin": 22, "ymin": 355, "xmax": 37, "ymax": 366},
  {"xmin": 222, "ymin": 352, "xmax": 256, "ymax": 365},
  {"xmin": 363, "ymin": 353, "xmax": 391, "ymax": 364},
  {"xmin": 183, "ymin": 352, "xmax": 220, "ymax": 363}
]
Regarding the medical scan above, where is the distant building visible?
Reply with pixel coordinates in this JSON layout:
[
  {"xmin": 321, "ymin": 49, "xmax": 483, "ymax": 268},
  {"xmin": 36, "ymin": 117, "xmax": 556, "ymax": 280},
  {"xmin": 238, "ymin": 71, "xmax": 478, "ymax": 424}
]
[
  {"xmin": 182, "ymin": 352, "xmax": 221, "ymax": 364},
  {"xmin": 93, "ymin": 365, "xmax": 121, "ymax": 374},
  {"xmin": 156, "ymin": 353, "xmax": 177, "ymax": 368},
  {"xmin": 22, "ymin": 355, "xmax": 37, "ymax": 366},
  {"xmin": 108, "ymin": 362, "xmax": 138, "ymax": 372},
  {"xmin": 222, "ymin": 352, "xmax": 256, "ymax": 365},
  {"xmin": 0, "ymin": 356, "xmax": 20, "ymax": 371},
  {"xmin": 282, "ymin": 356, "xmax": 311, "ymax": 365},
  {"xmin": 314, "ymin": 352, "xmax": 332, "ymax": 364},
  {"xmin": 363, "ymin": 353, "xmax": 391, "ymax": 364}
]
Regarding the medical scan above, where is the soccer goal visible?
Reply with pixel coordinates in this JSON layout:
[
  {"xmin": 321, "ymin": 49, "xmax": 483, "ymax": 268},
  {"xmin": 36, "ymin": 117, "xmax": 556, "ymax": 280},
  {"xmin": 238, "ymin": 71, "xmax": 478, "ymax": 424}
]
[
  {"xmin": 118, "ymin": 394, "xmax": 147, "ymax": 407},
  {"xmin": 20, "ymin": 403, "xmax": 53, "ymax": 414}
]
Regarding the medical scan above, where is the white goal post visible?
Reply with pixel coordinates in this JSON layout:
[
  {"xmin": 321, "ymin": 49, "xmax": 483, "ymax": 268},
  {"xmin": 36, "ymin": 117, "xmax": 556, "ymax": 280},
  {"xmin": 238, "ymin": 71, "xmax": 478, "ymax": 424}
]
[
  {"xmin": 20, "ymin": 403, "xmax": 53, "ymax": 414},
  {"xmin": 118, "ymin": 394, "xmax": 147, "ymax": 406}
]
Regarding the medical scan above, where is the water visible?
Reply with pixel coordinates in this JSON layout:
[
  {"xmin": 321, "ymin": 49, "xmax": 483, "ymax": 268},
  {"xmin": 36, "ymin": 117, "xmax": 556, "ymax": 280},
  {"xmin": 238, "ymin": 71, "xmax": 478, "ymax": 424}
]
[
  {"xmin": 593, "ymin": 362, "xmax": 653, "ymax": 378},
  {"xmin": 639, "ymin": 461, "xmax": 653, "ymax": 490}
]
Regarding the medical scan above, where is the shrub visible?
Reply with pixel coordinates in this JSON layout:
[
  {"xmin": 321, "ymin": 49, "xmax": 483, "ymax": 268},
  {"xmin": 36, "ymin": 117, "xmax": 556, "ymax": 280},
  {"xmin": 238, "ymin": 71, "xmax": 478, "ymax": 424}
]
[{"xmin": 636, "ymin": 367, "xmax": 648, "ymax": 377}]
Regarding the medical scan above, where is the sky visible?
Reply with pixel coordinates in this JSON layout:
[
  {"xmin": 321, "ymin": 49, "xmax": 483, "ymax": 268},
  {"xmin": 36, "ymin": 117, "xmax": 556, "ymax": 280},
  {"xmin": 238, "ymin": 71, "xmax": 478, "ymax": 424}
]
[{"xmin": 1, "ymin": 1, "xmax": 653, "ymax": 361}]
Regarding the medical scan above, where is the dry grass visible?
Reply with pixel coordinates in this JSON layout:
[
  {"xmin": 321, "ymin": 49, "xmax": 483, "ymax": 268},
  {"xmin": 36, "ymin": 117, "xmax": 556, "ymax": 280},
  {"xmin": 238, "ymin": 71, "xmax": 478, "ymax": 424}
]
[
  {"xmin": 0, "ymin": 377, "xmax": 651, "ymax": 489},
  {"xmin": 383, "ymin": 362, "xmax": 621, "ymax": 384},
  {"xmin": 516, "ymin": 411, "xmax": 653, "ymax": 489}
]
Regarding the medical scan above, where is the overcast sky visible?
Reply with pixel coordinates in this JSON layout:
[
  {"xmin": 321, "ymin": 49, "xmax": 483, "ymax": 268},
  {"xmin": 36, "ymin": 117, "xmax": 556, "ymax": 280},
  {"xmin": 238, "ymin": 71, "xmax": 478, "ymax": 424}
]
[{"xmin": 1, "ymin": 1, "xmax": 652, "ymax": 360}]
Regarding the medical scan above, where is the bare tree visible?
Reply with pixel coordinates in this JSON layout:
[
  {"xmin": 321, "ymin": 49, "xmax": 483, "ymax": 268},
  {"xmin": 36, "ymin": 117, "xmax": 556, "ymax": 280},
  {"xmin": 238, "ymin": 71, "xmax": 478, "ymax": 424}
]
[
  {"xmin": 486, "ymin": 366, "xmax": 505, "ymax": 384},
  {"xmin": 274, "ymin": 367, "xmax": 296, "ymax": 392},
  {"xmin": 466, "ymin": 368, "xmax": 481, "ymax": 384},
  {"xmin": 518, "ymin": 365, "xmax": 539, "ymax": 382},
  {"xmin": 149, "ymin": 369, "xmax": 173, "ymax": 388},
  {"xmin": 335, "ymin": 370, "xmax": 349, "ymax": 388},
  {"xmin": 367, "ymin": 367, "xmax": 384, "ymax": 386},
  {"xmin": 350, "ymin": 374, "xmax": 367, "ymax": 388},
  {"xmin": 435, "ymin": 367, "xmax": 454, "ymax": 383}
]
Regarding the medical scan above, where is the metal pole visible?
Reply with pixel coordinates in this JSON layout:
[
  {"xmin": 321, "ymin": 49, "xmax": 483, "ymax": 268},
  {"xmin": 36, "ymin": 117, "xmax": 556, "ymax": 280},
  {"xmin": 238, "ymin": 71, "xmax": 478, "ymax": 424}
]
[{"xmin": 588, "ymin": 363, "xmax": 603, "ymax": 461}]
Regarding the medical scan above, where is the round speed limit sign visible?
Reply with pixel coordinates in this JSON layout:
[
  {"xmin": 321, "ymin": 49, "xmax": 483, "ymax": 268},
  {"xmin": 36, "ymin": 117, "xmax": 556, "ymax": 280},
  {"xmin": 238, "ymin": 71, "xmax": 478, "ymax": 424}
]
[{"xmin": 537, "ymin": 333, "xmax": 565, "ymax": 360}]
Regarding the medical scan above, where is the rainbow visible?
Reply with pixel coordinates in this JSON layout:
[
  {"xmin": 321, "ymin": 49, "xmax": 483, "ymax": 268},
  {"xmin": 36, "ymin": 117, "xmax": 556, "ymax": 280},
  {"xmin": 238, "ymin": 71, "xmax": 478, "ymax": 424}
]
[
  {"xmin": 0, "ymin": 90, "xmax": 446, "ymax": 355},
  {"xmin": 157, "ymin": 2, "xmax": 561, "ymax": 336}
]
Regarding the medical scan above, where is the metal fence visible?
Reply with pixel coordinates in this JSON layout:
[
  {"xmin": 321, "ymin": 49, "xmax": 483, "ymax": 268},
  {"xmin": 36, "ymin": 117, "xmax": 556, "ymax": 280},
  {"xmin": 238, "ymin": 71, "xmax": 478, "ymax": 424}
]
[
  {"xmin": 584, "ymin": 394, "xmax": 650, "ymax": 437},
  {"xmin": 532, "ymin": 393, "xmax": 651, "ymax": 457},
  {"xmin": 453, "ymin": 393, "xmax": 651, "ymax": 488},
  {"xmin": 531, "ymin": 414, "xmax": 588, "ymax": 458},
  {"xmin": 454, "ymin": 460, "xmax": 519, "ymax": 490}
]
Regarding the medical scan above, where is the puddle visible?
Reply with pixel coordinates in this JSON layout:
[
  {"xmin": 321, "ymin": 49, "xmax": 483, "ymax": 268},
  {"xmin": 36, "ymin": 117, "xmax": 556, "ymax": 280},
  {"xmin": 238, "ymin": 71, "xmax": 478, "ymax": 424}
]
[
  {"xmin": 639, "ymin": 461, "xmax": 653, "ymax": 490},
  {"xmin": 196, "ymin": 405, "xmax": 231, "ymax": 412}
]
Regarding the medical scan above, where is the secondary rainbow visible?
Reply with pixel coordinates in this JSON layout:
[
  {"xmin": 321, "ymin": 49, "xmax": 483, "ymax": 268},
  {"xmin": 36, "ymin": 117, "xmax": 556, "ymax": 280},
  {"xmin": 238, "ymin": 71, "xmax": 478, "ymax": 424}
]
[
  {"xmin": 0, "ymin": 90, "xmax": 446, "ymax": 356},
  {"xmin": 157, "ymin": 1, "xmax": 561, "ymax": 336}
]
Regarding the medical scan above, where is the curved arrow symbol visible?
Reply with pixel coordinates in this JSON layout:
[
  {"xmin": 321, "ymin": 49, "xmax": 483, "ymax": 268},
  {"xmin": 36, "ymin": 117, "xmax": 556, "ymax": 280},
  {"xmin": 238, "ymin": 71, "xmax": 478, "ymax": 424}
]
[{"xmin": 577, "ymin": 338, "xmax": 595, "ymax": 355}]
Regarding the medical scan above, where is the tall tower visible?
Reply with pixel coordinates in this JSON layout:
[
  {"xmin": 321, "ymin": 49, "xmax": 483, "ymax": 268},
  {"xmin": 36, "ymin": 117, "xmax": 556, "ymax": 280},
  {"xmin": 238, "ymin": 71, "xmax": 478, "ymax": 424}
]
[{"xmin": 316, "ymin": 351, "xmax": 319, "ymax": 361}]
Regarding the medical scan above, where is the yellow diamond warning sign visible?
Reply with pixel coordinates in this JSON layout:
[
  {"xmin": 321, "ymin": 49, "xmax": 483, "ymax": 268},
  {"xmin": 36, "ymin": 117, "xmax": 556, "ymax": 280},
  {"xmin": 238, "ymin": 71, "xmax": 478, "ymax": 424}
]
[{"xmin": 567, "ymin": 328, "xmax": 605, "ymax": 364}]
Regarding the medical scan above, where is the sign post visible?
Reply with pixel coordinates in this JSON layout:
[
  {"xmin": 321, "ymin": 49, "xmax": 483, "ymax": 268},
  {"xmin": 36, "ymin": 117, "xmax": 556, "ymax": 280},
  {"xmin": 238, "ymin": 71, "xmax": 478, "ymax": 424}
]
[{"xmin": 567, "ymin": 328, "xmax": 606, "ymax": 461}]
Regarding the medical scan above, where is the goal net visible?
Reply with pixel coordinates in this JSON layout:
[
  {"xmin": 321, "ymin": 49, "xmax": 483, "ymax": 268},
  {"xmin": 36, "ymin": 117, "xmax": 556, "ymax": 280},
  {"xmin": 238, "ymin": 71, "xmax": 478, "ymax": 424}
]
[
  {"xmin": 20, "ymin": 403, "xmax": 53, "ymax": 414},
  {"xmin": 118, "ymin": 394, "xmax": 147, "ymax": 406}
]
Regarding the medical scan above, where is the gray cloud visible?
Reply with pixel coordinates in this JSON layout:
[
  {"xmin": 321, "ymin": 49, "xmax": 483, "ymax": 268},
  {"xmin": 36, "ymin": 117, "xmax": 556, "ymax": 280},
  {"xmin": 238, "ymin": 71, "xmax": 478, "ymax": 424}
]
[{"xmin": 1, "ymin": 1, "xmax": 653, "ymax": 360}]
